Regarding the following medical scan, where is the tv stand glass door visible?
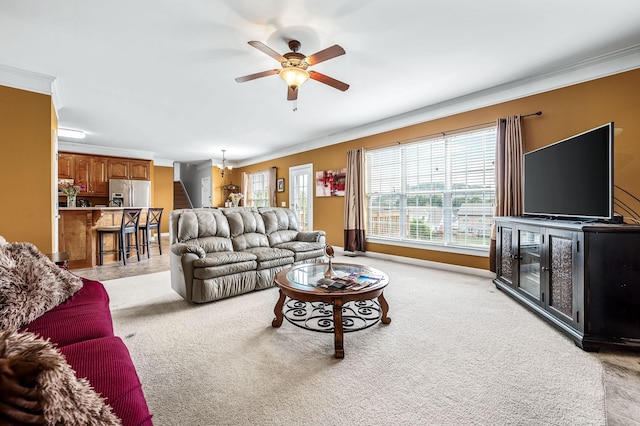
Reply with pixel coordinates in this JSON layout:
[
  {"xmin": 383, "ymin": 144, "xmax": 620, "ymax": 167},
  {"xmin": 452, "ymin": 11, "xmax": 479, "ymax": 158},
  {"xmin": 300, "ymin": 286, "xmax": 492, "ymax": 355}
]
[{"xmin": 518, "ymin": 227, "xmax": 542, "ymax": 304}]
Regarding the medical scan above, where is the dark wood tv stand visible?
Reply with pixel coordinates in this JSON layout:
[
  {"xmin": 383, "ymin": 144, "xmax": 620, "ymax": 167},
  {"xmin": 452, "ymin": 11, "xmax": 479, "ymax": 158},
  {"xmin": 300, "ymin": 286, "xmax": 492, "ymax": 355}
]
[{"xmin": 494, "ymin": 216, "xmax": 640, "ymax": 351}]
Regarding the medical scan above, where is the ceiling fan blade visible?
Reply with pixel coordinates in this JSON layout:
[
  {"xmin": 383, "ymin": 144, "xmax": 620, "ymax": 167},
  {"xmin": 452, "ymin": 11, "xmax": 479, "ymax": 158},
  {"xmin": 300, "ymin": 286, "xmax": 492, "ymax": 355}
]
[
  {"xmin": 248, "ymin": 41, "xmax": 286, "ymax": 62},
  {"xmin": 309, "ymin": 71, "xmax": 349, "ymax": 91},
  {"xmin": 235, "ymin": 69, "xmax": 279, "ymax": 83},
  {"xmin": 305, "ymin": 45, "xmax": 346, "ymax": 65},
  {"xmin": 287, "ymin": 86, "xmax": 298, "ymax": 101}
]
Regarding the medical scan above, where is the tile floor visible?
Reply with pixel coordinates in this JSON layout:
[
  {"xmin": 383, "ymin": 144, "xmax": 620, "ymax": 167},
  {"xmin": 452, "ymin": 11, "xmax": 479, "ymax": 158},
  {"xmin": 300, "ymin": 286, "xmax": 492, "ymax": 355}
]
[{"xmin": 70, "ymin": 240, "xmax": 640, "ymax": 424}]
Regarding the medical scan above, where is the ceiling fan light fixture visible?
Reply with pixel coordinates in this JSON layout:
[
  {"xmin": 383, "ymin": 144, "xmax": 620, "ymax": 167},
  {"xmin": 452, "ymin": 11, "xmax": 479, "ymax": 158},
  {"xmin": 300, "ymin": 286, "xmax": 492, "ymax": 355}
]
[{"xmin": 279, "ymin": 67, "xmax": 309, "ymax": 89}]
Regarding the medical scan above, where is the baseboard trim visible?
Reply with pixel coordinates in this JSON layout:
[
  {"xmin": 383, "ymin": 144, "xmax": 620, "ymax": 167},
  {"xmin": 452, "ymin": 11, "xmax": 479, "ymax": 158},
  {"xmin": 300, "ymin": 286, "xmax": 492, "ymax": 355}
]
[{"xmin": 334, "ymin": 247, "xmax": 494, "ymax": 279}]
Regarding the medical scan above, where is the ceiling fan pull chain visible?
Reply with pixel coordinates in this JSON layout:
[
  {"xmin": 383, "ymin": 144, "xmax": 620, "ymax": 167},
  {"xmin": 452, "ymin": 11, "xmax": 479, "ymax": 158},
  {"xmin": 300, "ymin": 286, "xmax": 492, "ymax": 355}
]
[{"xmin": 293, "ymin": 100, "xmax": 298, "ymax": 112}]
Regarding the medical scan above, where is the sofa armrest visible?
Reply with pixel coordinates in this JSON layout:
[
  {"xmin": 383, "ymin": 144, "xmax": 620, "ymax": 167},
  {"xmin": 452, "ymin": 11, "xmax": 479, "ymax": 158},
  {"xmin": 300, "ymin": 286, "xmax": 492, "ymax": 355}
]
[
  {"xmin": 296, "ymin": 231, "xmax": 326, "ymax": 243},
  {"xmin": 170, "ymin": 243, "xmax": 206, "ymax": 258}
]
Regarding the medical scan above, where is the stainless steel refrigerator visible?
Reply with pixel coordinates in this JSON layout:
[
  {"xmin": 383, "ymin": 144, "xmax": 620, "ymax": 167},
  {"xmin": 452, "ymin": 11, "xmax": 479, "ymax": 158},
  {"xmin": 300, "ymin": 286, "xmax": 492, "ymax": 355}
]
[{"xmin": 109, "ymin": 179, "xmax": 151, "ymax": 207}]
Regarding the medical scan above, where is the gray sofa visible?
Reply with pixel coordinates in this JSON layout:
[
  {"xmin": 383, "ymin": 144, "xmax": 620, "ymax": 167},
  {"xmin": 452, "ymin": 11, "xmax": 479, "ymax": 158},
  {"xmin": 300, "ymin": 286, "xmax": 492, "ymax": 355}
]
[{"xmin": 169, "ymin": 207, "xmax": 326, "ymax": 303}]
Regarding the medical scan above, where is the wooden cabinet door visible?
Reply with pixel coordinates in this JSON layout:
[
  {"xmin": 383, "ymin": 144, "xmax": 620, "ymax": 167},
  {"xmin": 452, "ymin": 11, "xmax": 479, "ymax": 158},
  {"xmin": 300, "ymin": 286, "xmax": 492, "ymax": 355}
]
[
  {"xmin": 545, "ymin": 228, "xmax": 581, "ymax": 330},
  {"xmin": 496, "ymin": 221, "xmax": 516, "ymax": 288},
  {"xmin": 130, "ymin": 160, "xmax": 150, "ymax": 180},
  {"xmin": 108, "ymin": 159, "xmax": 130, "ymax": 179},
  {"xmin": 58, "ymin": 153, "xmax": 75, "ymax": 179},
  {"xmin": 74, "ymin": 155, "xmax": 91, "ymax": 194},
  {"xmin": 90, "ymin": 156, "xmax": 109, "ymax": 195}
]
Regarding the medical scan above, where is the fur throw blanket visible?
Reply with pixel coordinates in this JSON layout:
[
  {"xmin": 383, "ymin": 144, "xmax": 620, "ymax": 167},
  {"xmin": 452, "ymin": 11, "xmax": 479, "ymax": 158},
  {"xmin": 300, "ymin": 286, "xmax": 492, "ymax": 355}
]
[
  {"xmin": 0, "ymin": 330, "xmax": 121, "ymax": 425},
  {"xmin": 0, "ymin": 240, "xmax": 83, "ymax": 331}
]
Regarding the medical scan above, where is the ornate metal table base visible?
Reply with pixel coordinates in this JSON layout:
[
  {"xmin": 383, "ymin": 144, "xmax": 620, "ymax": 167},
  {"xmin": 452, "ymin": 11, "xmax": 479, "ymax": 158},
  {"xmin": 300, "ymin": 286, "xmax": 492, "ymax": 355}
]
[
  {"xmin": 283, "ymin": 299, "xmax": 383, "ymax": 333},
  {"xmin": 272, "ymin": 263, "xmax": 391, "ymax": 359}
]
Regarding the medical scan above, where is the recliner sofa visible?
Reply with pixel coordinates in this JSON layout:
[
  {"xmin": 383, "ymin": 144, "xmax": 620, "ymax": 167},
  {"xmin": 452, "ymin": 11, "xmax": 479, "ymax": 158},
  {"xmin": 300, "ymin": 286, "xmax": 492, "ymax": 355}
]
[{"xmin": 169, "ymin": 207, "xmax": 326, "ymax": 303}]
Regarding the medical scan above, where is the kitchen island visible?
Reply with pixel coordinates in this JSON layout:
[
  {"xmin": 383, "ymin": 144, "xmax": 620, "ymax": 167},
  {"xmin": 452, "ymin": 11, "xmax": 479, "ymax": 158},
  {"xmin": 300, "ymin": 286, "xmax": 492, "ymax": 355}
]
[{"xmin": 58, "ymin": 207, "xmax": 147, "ymax": 269}]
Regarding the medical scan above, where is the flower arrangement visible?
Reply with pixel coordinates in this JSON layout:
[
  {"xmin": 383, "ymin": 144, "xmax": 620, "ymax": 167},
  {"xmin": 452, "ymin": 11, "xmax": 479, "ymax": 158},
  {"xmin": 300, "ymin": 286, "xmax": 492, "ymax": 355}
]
[
  {"xmin": 58, "ymin": 181, "xmax": 85, "ymax": 196},
  {"xmin": 228, "ymin": 192, "xmax": 244, "ymax": 207}
]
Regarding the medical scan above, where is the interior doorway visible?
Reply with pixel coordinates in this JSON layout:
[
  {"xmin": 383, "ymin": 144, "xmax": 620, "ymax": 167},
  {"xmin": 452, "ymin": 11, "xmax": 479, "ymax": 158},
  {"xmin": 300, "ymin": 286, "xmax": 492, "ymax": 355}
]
[
  {"xmin": 289, "ymin": 163, "xmax": 313, "ymax": 231},
  {"xmin": 201, "ymin": 176, "xmax": 211, "ymax": 207}
]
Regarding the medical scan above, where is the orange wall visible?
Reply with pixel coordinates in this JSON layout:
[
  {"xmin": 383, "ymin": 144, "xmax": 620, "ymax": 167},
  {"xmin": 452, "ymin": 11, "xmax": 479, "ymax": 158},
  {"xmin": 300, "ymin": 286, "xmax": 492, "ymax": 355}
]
[
  {"xmin": 153, "ymin": 165, "xmax": 174, "ymax": 233},
  {"xmin": 235, "ymin": 68, "xmax": 640, "ymax": 270},
  {"xmin": 0, "ymin": 85, "xmax": 55, "ymax": 251}
]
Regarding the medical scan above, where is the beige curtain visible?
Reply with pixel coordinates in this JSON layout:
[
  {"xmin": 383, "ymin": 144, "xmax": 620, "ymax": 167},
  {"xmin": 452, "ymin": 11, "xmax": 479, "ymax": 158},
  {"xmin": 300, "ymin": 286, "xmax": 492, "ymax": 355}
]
[
  {"xmin": 241, "ymin": 172, "xmax": 249, "ymax": 206},
  {"xmin": 269, "ymin": 167, "xmax": 277, "ymax": 207},
  {"xmin": 490, "ymin": 115, "xmax": 524, "ymax": 271},
  {"xmin": 344, "ymin": 148, "xmax": 366, "ymax": 252}
]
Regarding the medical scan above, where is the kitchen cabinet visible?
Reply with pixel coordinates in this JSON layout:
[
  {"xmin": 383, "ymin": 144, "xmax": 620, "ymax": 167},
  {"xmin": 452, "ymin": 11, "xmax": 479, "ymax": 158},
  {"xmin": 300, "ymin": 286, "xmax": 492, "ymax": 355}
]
[
  {"xmin": 57, "ymin": 153, "xmax": 75, "ymax": 179},
  {"xmin": 494, "ymin": 216, "xmax": 640, "ymax": 351},
  {"xmin": 74, "ymin": 155, "xmax": 109, "ymax": 196},
  {"xmin": 58, "ymin": 153, "xmax": 151, "ymax": 196},
  {"xmin": 107, "ymin": 158, "xmax": 150, "ymax": 180}
]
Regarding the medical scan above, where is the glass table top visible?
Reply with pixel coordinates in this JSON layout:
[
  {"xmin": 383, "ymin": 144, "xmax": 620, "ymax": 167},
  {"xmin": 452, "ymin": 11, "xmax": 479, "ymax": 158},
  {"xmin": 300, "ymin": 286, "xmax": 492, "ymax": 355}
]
[{"xmin": 284, "ymin": 262, "xmax": 388, "ymax": 292}]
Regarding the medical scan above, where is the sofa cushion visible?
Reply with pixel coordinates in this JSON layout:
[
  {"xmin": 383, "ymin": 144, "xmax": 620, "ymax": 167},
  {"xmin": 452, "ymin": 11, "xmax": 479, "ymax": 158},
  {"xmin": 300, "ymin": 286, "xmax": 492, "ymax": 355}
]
[
  {"xmin": 266, "ymin": 229, "xmax": 299, "ymax": 246},
  {"xmin": 176, "ymin": 209, "xmax": 230, "ymax": 242},
  {"xmin": 0, "ymin": 330, "xmax": 122, "ymax": 426},
  {"xmin": 59, "ymin": 336, "xmax": 153, "ymax": 426},
  {"xmin": 273, "ymin": 241, "xmax": 325, "ymax": 262},
  {"xmin": 193, "ymin": 259, "xmax": 258, "ymax": 280},
  {"xmin": 20, "ymin": 278, "xmax": 114, "ymax": 347},
  {"xmin": 242, "ymin": 247, "xmax": 294, "ymax": 270},
  {"xmin": 224, "ymin": 210, "xmax": 269, "ymax": 250},
  {"xmin": 193, "ymin": 251, "xmax": 257, "ymax": 267},
  {"xmin": 0, "ymin": 241, "xmax": 83, "ymax": 331},
  {"xmin": 260, "ymin": 208, "xmax": 299, "ymax": 232},
  {"xmin": 186, "ymin": 236, "xmax": 233, "ymax": 253}
]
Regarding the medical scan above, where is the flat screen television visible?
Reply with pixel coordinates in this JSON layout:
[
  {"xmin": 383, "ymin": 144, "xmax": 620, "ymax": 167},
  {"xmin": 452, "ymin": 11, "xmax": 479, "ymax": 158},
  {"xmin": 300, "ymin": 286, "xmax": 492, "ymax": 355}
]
[{"xmin": 523, "ymin": 122, "xmax": 614, "ymax": 221}]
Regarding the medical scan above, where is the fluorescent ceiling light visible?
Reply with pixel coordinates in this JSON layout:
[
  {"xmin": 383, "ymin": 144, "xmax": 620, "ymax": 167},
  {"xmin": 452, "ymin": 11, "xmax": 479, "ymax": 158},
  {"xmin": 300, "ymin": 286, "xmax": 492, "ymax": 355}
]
[{"xmin": 58, "ymin": 128, "xmax": 86, "ymax": 139}]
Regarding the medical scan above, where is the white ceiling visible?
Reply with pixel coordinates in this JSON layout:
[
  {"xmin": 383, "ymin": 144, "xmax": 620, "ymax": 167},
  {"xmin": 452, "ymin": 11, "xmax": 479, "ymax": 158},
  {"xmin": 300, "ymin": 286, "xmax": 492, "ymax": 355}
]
[{"xmin": 1, "ymin": 0, "xmax": 640, "ymax": 167}]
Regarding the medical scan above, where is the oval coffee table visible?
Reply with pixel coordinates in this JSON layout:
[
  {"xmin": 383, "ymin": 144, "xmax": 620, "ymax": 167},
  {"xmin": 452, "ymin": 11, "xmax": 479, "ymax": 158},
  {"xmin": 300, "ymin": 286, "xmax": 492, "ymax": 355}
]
[{"xmin": 272, "ymin": 262, "xmax": 390, "ymax": 359}]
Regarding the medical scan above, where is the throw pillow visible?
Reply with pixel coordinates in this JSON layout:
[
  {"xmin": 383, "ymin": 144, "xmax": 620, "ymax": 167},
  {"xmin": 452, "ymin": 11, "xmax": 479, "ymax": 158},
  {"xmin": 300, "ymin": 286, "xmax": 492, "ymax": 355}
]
[
  {"xmin": 0, "ymin": 242, "xmax": 83, "ymax": 331},
  {"xmin": 0, "ymin": 330, "xmax": 121, "ymax": 425}
]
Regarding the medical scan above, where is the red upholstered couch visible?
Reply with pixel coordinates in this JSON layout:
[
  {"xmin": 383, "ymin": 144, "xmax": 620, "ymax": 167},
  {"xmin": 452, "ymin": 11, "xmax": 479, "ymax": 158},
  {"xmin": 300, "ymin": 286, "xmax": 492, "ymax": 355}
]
[{"xmin": 19, "ymin": 277, "xmax": 153, "ymax": 426}]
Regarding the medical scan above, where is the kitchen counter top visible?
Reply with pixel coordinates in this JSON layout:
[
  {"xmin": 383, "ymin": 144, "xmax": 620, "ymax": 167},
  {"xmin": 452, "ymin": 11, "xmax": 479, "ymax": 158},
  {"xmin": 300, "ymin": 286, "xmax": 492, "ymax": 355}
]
[
  {"xmin": 58, "ymin": 208, "xmax": 149, "ymax": 268},
  {"xmin": 58, "ymin": 206, "xmax": 148, "ymax": 211}
]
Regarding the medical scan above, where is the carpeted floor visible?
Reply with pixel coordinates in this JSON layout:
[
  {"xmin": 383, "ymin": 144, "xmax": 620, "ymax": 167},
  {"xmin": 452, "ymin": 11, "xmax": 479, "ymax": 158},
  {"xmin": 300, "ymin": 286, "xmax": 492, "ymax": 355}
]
[{"xmin": 102, "ymin": 256, "xmax": 608, "ymax": 425}]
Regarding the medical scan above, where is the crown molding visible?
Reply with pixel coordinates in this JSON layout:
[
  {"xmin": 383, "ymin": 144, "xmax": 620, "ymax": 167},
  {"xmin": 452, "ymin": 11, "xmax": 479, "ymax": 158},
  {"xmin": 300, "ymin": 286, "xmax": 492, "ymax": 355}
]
[
  {"xmin": 239, "ymin": 44, "xmax": 640, "ymax": 167},
  {"xmin": 58, "ymin": 142, "xmax": 178, "ymax": 167},
  {"xmin": 0, "ymin": 63, "xmax": 55, "ymax": 94},
  {"xmin": 58, "ymin": 141, "xmax": 154, "ymax": 160},
  {"xmin": 0, "ymin": 64, "xmax": 62, "ymax": 117}
]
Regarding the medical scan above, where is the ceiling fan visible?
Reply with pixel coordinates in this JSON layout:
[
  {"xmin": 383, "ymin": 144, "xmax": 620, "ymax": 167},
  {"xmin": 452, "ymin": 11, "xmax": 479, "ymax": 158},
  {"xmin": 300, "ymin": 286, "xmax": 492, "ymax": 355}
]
[{"xmin": 235, "ymin": 39, "xmax": 349, "ymax": 101}]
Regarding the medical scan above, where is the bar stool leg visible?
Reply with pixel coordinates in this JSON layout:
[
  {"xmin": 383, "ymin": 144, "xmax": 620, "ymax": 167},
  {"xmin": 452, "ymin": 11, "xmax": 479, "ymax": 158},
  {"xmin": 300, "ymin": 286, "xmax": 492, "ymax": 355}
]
[
  {"xmin": 120, "ymin": 233, "xmax": 127, "ymax": 266},
  {"xmin": 134, "ymin": 231, "xmax": 141, "ymax": 262},
  {"xmin": 98, "ymin": 233, "xmax": 104, "ymax": 266},
  {"xmin": 146, "ymin": 228, "xmax": 151, "ymax": 258}
]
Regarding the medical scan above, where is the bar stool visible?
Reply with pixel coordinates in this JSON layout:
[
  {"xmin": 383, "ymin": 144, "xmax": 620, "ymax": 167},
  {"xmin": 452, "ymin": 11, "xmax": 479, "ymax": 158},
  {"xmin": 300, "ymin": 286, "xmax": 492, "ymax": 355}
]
[
  {"xmin": 139, "ymin": 207, "xmax": 164, "ymax": 257},
  {"xmin": 97, "ymin": 208, "xmax": 142, "ymax": 266}
]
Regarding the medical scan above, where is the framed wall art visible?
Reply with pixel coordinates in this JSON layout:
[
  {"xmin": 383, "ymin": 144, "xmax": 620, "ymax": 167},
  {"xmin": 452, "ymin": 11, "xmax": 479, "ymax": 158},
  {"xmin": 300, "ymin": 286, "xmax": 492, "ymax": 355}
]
[
  {"xmin": 315, "ymin": 168, "xmax": 346, "ymax": 197},
  {"xmin": 277, "ymin": 178, "xmax": 285, "ymax": 192}
]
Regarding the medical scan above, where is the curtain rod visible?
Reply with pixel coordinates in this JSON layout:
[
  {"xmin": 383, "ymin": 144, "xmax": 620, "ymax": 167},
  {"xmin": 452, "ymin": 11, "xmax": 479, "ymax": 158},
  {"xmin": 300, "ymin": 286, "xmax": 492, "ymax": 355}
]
[{"xmin": 375, "ymin": 111, "xmax": 542, "ymax": 149}]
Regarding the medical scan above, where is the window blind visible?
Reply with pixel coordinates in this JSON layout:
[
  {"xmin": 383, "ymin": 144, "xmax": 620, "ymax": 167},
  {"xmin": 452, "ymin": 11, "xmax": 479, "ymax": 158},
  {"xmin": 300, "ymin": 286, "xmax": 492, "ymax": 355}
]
[{"xmin": 366, "ymin": 126, "xmax": 496, "ymax": 249}]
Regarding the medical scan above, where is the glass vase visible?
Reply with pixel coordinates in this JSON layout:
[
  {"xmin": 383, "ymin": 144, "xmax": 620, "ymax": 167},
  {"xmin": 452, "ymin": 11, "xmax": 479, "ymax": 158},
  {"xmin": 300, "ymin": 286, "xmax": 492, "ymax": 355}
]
[{"xmin": 67, "ymin": 194, "xmax": 76, "ymax": 208}]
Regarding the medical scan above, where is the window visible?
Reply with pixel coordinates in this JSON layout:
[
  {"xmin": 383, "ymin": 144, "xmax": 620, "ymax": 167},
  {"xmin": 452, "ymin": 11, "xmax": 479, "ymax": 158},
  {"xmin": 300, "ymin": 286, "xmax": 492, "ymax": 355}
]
[
  {"xmin": 246, "ymin": 170, "xmax": 270, "ymax": 207},
  {"xmin": 366, "ymin": 126, "xmax": 496, "ymax": 251}
]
